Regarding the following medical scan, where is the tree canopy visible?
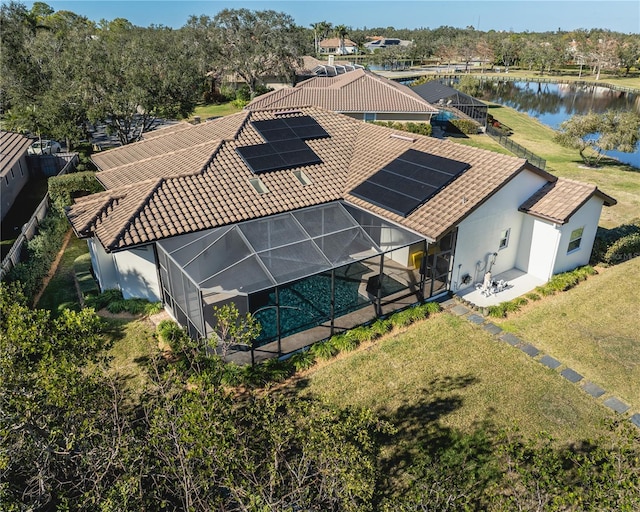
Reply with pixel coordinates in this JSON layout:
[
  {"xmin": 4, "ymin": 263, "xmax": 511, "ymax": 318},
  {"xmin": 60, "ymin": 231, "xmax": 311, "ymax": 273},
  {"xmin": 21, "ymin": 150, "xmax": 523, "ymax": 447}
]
[{"xmin": 554, "ymin": 110, "xmax": 640, "ymax": 167}]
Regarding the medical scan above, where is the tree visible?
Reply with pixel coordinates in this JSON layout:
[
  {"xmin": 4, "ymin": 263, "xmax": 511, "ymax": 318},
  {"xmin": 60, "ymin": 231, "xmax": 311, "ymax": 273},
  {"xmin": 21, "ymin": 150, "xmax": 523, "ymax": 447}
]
[
  {"xmin": 211, "ymin": 302, "xmax": 261, "ymax": 358},
  {"xmin": 209, "ymin": 9, "xmax": 307, "ymax": 99},
  {"xmin": 554, "ymin": 110, "xmax": 640, "ymax": 167},
  {"xmin": 617, "ymin": 35, "xmax": 640, "ymax": 76},
  {"xmin": 334, "ymin": 24, "xmax": 349, "ymax": 55},
  {"xmin": 0, "ymin": 283, "xmax": 135, "ymax": 510},
  {"xmin": 84, "ymin": 22, "xmax": 203, "ymax": 145}
]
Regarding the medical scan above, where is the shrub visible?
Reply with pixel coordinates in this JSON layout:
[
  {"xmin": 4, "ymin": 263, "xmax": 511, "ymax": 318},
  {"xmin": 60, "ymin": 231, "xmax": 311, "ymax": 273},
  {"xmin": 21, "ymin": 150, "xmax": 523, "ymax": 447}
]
[
  {"xmin": 84, "ymin": 288, "xmax": 123, "ymax": 310},
  {"xmin": 425, "ymin": 301, "xmax": 442, "ymax": 315},
  {"xmin": 512, "ymin": 297, "xmax": 529, "ymax": 307},
  {"xmin": 310, "ymin": 340, "xmax": 338, "ymax": 361},
  {"xmin": 349, "ymin": 325, "xmax": 377, "ymax": 344},
  {"xmin": 221, "ymin": 362, "xmax": 245, "ymax": 387},
  {"xmin": 591, "ymin": 221, "xmax": 640, "ymax": 264},
  {"xmin": 330, "ymin": 333, "xmax": 358, "ymax": 353},
  {"xmin": 48, "ymin": 172, "xmax": 103, "ymax": 213},
  {"xmin": 6, "ymin": 213, "xmax": 69, "ymax": 300},
  {"xmin": 503, "ymin": 300, "xmax": 523, "ymax": 314},
  {"xmin": 390, "ymin": 307, "xmax": 418, "ymax": 328},
  {"xmin": 525, "ymin": 292, "xmax": 541, "ymax": 301},
  {"xmin": 487, "ymin": 304, "xmax": 507, "ymax": 318},
  {"xmin": 369, "ymin": 318, "xmax": 392, "ymax": 338},
  {"xmin": 157, "ymin": 319, "xmax": 187, "ymax": 351},
  {"xmin": 604, "ymin": 232, "xmax": 640, "ymax": 265},
  {"xmin": 449, "ymin": 119, "xmax": 480, "ymax": 134},
  {"xmin": 288, "ymin": 349, "xmax": 316, "ymax": 372}
]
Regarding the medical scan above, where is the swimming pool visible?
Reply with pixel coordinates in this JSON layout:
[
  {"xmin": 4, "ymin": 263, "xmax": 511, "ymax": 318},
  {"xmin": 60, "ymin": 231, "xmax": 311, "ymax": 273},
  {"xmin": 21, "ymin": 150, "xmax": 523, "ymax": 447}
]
[{"xmin": 253, "ymin": 263, "xmax": 406, "ymax": 345}]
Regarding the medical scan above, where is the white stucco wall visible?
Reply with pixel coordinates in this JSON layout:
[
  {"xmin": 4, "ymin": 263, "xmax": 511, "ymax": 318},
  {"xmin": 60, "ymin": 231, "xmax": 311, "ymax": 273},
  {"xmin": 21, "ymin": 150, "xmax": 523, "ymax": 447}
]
[
  {"xmin": 88, "ymin": 237, "xmax": 119, "ymax": 292},
  {"xmin": 522, "ymin": 218, "xmax": 560, "ymax": 280},
  {"xmin": 113, "ymin": 245, "xmax": 161, "ymax": 302},
  {"xmin": 87, "ymin": 239, "xmax": 161, "ymax": 302},
  {"xmin": 453, "ymin": 169, "xmax": 548, "ymax": 291},
  {"xmin": 553, "ymin": 196, "xmax": 604, "ymax": 274}
]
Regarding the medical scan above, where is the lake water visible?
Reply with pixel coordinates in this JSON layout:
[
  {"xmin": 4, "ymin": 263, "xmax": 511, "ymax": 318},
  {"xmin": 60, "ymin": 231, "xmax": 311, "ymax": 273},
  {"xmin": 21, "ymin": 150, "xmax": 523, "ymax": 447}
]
[{"xmin": 478, "ymin": 80, "xmax": 640, "ymax": 168}]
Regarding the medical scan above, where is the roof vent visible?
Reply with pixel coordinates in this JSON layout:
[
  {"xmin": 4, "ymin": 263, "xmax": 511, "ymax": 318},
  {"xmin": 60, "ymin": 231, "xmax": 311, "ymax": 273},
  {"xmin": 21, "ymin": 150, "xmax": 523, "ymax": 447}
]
[{"xmin": 390, "ymin": 133, "xmax": 416, "ymax": 142}]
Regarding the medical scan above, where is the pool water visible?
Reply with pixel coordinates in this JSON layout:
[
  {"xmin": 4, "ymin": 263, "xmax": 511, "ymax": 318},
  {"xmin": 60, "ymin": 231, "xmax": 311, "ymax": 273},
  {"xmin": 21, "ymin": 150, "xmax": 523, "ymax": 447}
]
[{"xmin": 253, "ymin": 263, "xmax": 406, "ymax": 345}]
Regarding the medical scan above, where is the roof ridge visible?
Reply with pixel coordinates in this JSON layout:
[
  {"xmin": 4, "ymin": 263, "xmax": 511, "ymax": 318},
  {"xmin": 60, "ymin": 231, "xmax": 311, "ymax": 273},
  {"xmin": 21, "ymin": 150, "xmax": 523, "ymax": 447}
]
[
  {"xmin": 104, "ymin": 179, "xmax": 163, "ymax": 250},
  {"xmin": 97, "ymin": 139, "xmax": 222, "ymax": 178}
]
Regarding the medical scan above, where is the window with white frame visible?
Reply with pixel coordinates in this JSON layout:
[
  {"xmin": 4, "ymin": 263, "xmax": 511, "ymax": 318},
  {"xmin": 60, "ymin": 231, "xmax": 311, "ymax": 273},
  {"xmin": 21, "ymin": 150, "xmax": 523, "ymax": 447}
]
[
  {"xmin": 498, "ymin": 228, "xmax": 510, "ymax": 250},
  {"xmin": 567, "ymin": 226, "xmax": 584, "ymax": 253}
]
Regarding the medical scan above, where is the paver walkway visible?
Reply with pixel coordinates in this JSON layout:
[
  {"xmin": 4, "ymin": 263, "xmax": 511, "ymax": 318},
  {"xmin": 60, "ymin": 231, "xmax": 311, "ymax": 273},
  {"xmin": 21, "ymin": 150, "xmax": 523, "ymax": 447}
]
[{"xmin": 440, "ymin": 297, "xmax": 639, "ymax": 430}]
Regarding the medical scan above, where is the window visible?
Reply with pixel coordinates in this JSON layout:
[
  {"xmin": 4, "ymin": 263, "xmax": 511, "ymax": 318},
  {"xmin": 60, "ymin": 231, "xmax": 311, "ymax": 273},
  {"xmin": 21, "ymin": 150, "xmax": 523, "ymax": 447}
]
[
  {"xmin": 249, "ymin": 178, "xmax": 269, "ymax": 195},
  {"xmin": 363, "ymin": 112, "xmax": 376, "ymax": 122},
  {"xmin": 567, "ymin": 227, "xmax": 584, "ymax": 253},
  {"xmin": 498, "ymin": 228, "xmax": 510, "ymax": 250}
]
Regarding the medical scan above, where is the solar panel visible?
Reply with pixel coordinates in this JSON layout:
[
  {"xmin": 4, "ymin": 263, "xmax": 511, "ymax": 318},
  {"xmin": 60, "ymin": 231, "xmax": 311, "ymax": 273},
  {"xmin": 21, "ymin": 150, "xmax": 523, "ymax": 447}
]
[
  {"xmin": 350, "ymin": 149, "xmax": 470, "ymax": 217},
  {"xmin": 252, "ymin": 116, "xmax": 329, "ymax": 142},
  {"xmin": 237, "ymin": 115, "xmax": 329, "ymax": 174}
]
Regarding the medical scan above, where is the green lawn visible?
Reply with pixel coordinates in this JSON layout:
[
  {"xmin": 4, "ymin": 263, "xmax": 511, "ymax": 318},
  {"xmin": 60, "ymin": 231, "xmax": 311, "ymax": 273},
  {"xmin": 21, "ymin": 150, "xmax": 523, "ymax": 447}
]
[
  {"xmin": 496, "ymin": 258, "xmax": 640, "ymax": 412},
  {"xmin": 36, "ymin": 233, "xmax": 87, "ymax": 314},
  {"xmin": 300, "ymin": 310, "xmax": 615, "ymax": 445},
  {"xmin": 191, "ymin": 102, "xmax": 243, "ymax": 120}
]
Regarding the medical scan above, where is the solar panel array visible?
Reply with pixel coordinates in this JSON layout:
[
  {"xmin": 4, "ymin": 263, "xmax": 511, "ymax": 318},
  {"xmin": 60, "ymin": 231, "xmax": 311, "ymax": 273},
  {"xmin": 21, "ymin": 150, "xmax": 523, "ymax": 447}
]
[
  {"xmin": 350, "ymin": 149, "xmax": 470, "ymax": 217},
  {"xmin": 237, "ymin": 116, "xmax": 330, "ymax": 174}
]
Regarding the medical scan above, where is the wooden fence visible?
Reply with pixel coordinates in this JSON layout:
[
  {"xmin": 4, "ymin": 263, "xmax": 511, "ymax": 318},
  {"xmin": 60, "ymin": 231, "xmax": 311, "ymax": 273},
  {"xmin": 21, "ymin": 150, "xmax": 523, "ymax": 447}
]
[{"xmin": 0, "ymin": 153, "xmax": 79, "ymax": 281}]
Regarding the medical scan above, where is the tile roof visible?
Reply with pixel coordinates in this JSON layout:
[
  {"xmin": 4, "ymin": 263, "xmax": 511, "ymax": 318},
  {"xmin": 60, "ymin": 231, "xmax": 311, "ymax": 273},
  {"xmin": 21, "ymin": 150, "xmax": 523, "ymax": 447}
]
[
  {"xmin": 246, "ymin": 68, "xmax": 439, "ymax": 114},
  {"xmin": 319, "ymin": 38, "xmax": 357, "ymax": 48},
  {"xmin": 68, "ymin": 106, "xmax": 603, "ymax": 254},
  {"xmin": 519, "ymin": 178, "xmax": 617, "ymax": 224},
  {"xmin": 92, "ymin": 113, "xmax": 248, "ymax": 173},
  {"xmin": 1, "ymin": 131, "xmax": 33, "ymax": 175}
]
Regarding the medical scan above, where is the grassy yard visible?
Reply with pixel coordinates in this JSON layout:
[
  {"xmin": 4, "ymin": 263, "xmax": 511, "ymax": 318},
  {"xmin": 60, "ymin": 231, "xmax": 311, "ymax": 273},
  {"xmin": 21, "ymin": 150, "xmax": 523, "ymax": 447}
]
[
  {"xmin": 36, "ymin": 232, "xmax": 87, "ymax": 314},
  {"xmin": 191, "ymin": 102, "xmax": 243, "ymax": 121},
  {"xmin": 299, "ymin": 309, "xmax": 615, "ymax": 445},
  {"xmin": 496, "ymin": 258, "xmax": 640, "ymax": 412}
]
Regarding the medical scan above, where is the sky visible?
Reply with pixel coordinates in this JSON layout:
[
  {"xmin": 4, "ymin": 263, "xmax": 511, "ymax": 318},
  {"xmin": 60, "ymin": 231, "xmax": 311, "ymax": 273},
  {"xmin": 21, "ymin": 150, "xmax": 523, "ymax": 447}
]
[{"xmin": 17, "ymin": 0, "xmax": 640, "ymax": 33}]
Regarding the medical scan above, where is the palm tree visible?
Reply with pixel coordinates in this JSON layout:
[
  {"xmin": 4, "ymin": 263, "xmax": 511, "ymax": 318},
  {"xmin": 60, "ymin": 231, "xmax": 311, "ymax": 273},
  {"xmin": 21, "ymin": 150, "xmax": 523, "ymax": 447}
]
[
  {"xmin": 334, "ymin": 24, "xmax": 349, "ymax": 55},
  {"xmin": 311, "ymin": 21, "xmax": 332, "ymax": 55}
]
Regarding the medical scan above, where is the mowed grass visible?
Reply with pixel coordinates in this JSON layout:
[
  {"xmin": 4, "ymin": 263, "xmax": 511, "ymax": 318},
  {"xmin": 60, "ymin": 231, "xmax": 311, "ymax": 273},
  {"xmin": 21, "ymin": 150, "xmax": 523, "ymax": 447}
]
[
  {"xmin": 36, "ymin": 233, "xmax": 87, "ymax": 314},
  {"xmin": 483, "ymin": 103, "xmax": 640, "ymax": 228},
  {"xmin": 497, "ymin": 258, "xmax": 640, "ymax": 411},
  {"xmin": 101, "ymin": 317, "xmax": 159, "ymax": 398},
  {"xmin": 301, "ymin": 311, "xmax": 614, "ymax": 444},
  {"xmin": 191, "ymin": 102, "xmax": 242, "ymax": 120}
]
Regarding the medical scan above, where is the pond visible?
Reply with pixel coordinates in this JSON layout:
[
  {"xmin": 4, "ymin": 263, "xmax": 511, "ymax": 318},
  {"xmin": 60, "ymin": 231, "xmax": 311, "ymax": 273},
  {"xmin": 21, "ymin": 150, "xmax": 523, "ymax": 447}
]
[{"xmin": 477, "ymin": 80, "xmax": 640, "ymax": 168}]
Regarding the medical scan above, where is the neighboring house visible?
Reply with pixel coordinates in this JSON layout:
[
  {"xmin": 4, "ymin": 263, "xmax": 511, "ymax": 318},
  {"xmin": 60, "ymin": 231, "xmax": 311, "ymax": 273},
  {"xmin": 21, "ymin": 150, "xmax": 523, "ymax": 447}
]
[
  {"xmin": 0, "ymin": 131, "xmax": 33, "ymax": 221},
  {"xmin": 364, "ymin": 37, "xmax": 413, "ymax": 52},
  {"xmin": 412, "ymin": 80, "xmax": 488, "ymax": 128},
  {"xmin": 246, "ymin": 68, "xmax": 439, "ymax": 124},
  {"xmin": 66, "ymin": 107, "xmax": 615, "ymax": 361},
  {"xmin": 299, "ymin": 55, "xmax": 365, "ymax": 79},
  {"xmin": 319, "ymin": 37, "xmax": 358, "ymax": 55}
]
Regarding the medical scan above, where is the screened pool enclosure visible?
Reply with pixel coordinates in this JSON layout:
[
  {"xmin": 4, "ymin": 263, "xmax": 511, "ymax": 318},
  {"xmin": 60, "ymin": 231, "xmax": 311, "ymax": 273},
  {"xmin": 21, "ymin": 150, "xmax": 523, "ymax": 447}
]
[{"xmin": 157, "ymin": 201, "xmax": 454, "ymax": 360}]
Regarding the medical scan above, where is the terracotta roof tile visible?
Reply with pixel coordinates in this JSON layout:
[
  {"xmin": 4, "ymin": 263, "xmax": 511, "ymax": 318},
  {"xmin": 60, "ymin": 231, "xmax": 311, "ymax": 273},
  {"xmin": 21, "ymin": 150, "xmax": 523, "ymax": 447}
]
[
  {"xmin": 67, "ymin": 106, "xmax": 613, "ymax": 252},
  {"xmin": 246, "ymin": 69, "xmax": 438, "ymax": 114},
  {"xmin": 1, "ymin": 130, "xmax": 33, "ymax": 174},
  {"xmin": 519, "ymin": 178, "xmax": 616, "ymax": 224}
]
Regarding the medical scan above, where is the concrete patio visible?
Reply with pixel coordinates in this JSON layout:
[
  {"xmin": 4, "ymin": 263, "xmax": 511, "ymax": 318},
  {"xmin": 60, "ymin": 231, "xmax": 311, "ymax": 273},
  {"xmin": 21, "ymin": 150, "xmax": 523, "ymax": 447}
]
[{"xmin": 455, "ymin": 268, "xmax": 546, "ymax": 307}]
